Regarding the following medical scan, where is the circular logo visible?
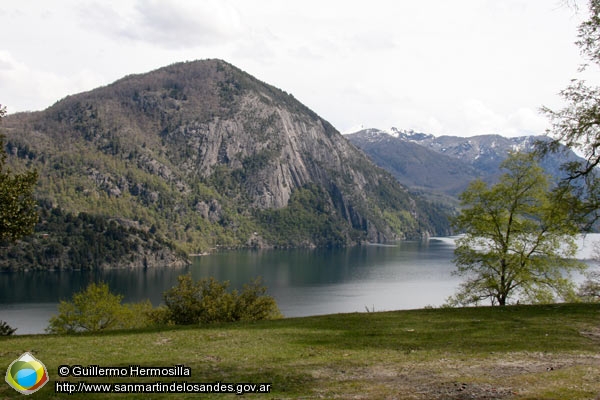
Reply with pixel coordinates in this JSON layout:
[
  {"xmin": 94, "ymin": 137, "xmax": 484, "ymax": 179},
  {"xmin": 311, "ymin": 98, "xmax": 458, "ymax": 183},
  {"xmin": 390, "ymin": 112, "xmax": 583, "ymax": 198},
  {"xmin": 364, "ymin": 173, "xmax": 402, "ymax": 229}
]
[{"xmin": 5, "ymin": 352, "xmax": 49, "ymax": 395}]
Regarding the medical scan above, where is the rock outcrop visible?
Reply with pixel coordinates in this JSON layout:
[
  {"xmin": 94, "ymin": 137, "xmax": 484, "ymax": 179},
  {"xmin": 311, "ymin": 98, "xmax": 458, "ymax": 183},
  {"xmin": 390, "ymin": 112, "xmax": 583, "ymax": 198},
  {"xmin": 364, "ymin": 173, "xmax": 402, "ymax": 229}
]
[{"xmin": 3, "ymin": 59, "xmax": 451, "ymax": 261}]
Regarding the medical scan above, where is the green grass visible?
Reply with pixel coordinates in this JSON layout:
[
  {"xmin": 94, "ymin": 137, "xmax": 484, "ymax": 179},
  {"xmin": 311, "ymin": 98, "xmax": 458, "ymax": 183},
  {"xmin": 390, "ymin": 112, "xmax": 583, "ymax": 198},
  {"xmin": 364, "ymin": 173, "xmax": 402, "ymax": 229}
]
[{"xmin": 1, "ymin": 303, "xmax": 599, "ymax": 399}]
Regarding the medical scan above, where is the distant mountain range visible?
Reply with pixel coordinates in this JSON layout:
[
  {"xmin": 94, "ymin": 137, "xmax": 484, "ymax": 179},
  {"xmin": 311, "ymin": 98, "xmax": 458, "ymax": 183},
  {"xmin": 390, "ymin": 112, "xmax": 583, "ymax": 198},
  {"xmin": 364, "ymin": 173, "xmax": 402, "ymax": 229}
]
[
  {"xmin": 1, "ymin": 60, "xmax": 451, "ymax": 269},
  {"xmin": 346, "ymin": 127, "xmax": 584, "ymax": 199}
]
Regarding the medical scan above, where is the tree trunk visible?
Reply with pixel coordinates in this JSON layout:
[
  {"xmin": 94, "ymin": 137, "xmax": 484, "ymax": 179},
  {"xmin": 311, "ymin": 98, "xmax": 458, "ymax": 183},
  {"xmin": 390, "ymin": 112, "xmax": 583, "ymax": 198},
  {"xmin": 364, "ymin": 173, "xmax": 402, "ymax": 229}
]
[{"xmin": 498, "ymin": 295, "xmax": 506, "ymax": 306}]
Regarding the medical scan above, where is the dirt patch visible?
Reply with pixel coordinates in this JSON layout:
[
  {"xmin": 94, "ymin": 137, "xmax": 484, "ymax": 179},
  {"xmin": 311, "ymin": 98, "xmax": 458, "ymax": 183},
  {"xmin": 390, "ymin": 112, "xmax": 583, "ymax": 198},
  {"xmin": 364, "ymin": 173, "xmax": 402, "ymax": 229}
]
[
  {"xmin": 477, "ymin": 351, "xmax": 600, "ymax": 376},
  {"xmin": 427, "ymin": 382, "xmax": 516, "ymax": 400},
  {"xmin": 153, "ymin": 337, "xmax": 171, "ymax": 345},
  {"xmin": 311, "ymin": 364, "xmax": 516, "ymax": 399},
  {"xmin": 310, "ymin": 352, "xmax": 600, "ymax": 399},
  {"xmin": 580, "ymin": 327, "xmax": 600, "ymax": 342}
]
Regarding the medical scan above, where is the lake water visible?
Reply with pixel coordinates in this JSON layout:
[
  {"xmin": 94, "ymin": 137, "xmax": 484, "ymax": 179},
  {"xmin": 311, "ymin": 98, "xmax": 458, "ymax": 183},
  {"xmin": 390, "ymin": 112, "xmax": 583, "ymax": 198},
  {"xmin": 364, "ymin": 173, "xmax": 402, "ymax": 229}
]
[{"xmin": 1, "ymin": 235, "xmax": 598, "ymax": 335}]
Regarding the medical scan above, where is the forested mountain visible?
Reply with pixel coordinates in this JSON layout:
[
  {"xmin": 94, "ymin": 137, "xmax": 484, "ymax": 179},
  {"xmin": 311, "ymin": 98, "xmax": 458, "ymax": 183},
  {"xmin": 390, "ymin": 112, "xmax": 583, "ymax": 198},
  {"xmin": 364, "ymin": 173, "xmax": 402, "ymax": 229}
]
[
  {"xmin": 0, "ymin": 201, "xmax": 187, "ymax": 271},
  {"xmin": 346, "ymin": 128, "xmax": 584, "ymax": 199},
  {"xmin": 1, "ymin": 60, "xmax": 451, "ymax": 269}
]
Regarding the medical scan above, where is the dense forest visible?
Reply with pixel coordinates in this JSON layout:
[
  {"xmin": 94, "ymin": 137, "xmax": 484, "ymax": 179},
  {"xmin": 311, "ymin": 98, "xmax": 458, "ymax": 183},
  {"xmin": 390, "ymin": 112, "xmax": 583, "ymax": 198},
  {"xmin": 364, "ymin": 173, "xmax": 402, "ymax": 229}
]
[{"xmin": 0, "ymin": 201, "xmax": 187, "ymax": 271}]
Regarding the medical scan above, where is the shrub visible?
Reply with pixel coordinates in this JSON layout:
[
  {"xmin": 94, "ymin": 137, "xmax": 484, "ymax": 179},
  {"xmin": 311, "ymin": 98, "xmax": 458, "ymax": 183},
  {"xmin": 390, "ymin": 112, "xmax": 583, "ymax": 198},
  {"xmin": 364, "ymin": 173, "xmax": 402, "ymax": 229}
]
[
  {"xmin": 233, "ymin": 278, "xmax": 282, "ymax": 321},
  {"xmin": 0, "ymin": 320, "xmax": 16, "ymax": 336},
  {"xmin": 46, "ymin": 282, "xmax": 152, "ymax": 333},
  {"xmin": 158, "ymin": 274, "xmax": 281, "ymax": 325},
  {"xmin": 46, "ymin": 277, "xmax": 281, "ymax": 333},
  {"xmin": 119, "ymin": 300, "xmax": 155, "ymax": 329}
]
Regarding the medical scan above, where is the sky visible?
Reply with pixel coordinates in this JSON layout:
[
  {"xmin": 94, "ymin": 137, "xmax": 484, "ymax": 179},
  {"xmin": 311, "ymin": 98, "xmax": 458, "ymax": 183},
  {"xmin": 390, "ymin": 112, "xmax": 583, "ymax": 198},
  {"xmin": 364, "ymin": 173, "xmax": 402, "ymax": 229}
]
[{"xmin": 0, "ymin": 0, "xmax": 594, "ymax": 137}]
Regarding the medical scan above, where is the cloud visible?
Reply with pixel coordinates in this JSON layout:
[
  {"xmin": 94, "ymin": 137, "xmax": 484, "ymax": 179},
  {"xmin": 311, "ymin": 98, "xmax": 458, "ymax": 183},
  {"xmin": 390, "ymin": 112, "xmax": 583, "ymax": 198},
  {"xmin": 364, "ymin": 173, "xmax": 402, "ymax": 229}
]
[
  {"xmin": 84, "ymin": 0, "xmax": 244, "ymax": 49},
  {"xmin": 0, "ymin": 51, "xmax": 104, "ymax": 113},
  {"xmin": 0, "ymin": 0, "xmax": 582, "ymax": 137},
  {"xmin": 462, "ymin": 99, "xmax": 506, "ymax": 135},
  {"xmin": 457, "ymin": 99, "xmax": 549, "ymax": 137},
  {"xmin": 507, "ymin": 107, "xmax": 549, "ymax": 136},
  {"xmin": 346, "ymin": 30, "xmax": 398, "ymax": 52}
]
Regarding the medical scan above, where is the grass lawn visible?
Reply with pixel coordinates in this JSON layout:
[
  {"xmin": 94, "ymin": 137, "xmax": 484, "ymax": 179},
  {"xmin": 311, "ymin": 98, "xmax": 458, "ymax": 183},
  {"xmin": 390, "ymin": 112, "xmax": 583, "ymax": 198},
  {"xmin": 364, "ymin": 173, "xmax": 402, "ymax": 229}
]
[{"xmin": 1, "ymin": 303, "xmax": 599, "ymax": 399}]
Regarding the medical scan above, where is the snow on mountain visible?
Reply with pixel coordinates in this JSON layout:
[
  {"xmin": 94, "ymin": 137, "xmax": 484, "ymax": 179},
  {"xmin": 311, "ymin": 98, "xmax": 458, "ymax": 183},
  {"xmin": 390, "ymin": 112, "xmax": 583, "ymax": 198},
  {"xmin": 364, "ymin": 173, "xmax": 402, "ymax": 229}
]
[
  {"xmin": 346, "ymin": 127, "xmax": 586, "ymax": 198},
  {"xmin": 385, "ymin": 127, "xmax": 436, "ymax": 142}
]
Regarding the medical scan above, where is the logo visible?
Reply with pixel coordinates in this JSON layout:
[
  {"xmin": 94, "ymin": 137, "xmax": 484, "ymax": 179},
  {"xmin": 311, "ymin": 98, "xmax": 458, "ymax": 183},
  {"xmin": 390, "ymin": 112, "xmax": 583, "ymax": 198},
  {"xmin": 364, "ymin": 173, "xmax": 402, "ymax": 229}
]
[{"xmin": 5, "ymin": 352, "xmax": 49, "ymax": 395}]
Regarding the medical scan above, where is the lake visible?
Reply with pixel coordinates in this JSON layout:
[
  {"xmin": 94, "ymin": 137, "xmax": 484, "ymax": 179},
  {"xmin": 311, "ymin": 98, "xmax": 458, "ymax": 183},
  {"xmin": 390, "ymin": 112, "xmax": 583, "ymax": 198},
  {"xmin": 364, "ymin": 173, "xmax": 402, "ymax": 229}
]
[{"xmin": 1, "ymin": 235, "xmax": 598, "ymax": 335}]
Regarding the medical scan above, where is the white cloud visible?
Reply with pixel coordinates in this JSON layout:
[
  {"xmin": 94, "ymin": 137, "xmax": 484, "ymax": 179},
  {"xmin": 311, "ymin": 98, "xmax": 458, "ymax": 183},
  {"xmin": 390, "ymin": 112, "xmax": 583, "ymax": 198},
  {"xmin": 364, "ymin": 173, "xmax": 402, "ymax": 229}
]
[
  {"xmin": 0, "ymin": 0, "xmax": 589, "ymax": 138},
  {"xmin": 442, "ymin": 100, "xmax": 551, "ymax": 138},
  {"xmin": 507, "ymin": 107, "xmax": 550, "ymax": 136},
  {"xmin": 82, "ymin": 0, "xmax": 244, "ymax": 49},
  {"xmin": 462, "ymin": 99, "xmax": 507, "ymax": 135},
  {"xmin": 0, "ymin": 51, "xmax": 104, "ymax": 113}
]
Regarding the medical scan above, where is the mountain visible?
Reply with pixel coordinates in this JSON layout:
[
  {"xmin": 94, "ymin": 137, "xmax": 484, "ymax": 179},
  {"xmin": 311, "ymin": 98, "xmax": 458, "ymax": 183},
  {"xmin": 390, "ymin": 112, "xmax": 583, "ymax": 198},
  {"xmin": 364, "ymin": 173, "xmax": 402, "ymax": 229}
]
[
  {"xmin": 346, "ymin": 129, "xmax": 480, "ymax": 197},
  {"xmin": 1, "ymin": 60, "xmax": 450, "ymax": 269},
  {"xmin": 346, "ymin": 128, "xmax": 585, "ymax": 198}
]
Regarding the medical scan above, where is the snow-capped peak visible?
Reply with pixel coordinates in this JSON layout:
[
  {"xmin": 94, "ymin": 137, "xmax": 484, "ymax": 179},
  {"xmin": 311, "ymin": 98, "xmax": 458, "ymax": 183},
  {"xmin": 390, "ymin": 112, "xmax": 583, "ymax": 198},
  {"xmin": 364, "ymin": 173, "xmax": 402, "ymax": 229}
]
[{"xmin": 385, "ymin": 127, "xmax": 436, "ymax": 142}]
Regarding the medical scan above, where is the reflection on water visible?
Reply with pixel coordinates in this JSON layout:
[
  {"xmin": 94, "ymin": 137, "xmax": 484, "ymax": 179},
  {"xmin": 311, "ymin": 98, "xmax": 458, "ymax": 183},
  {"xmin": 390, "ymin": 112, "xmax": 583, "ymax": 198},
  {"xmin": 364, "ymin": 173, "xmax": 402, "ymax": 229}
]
[
  {"xmin": 2, "ymin": 235, "xmax": 597, "ymax": 335},
  {"xmin": 190, "ymin": 240, "xmax": 461, "ymax": 318}
]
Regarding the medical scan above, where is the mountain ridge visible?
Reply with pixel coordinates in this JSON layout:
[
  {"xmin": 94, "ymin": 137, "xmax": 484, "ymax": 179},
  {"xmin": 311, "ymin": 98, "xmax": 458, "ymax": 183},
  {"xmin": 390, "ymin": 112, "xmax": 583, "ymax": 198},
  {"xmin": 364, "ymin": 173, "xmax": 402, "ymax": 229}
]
[
  {"xmin": 1, "ymin": 60, "xmax": 451, "ymax": 269},
  {"xmin": 346, "ymin": 127, "xmax": 584, "ymax": 198}
]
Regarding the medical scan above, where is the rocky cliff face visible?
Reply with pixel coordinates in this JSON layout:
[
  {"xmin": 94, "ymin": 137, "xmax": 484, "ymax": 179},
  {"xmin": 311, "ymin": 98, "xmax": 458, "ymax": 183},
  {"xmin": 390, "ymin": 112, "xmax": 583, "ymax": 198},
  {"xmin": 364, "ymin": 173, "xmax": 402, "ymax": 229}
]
[{"xmin": 3, "ymin": 60, "xmax": 451, "ymax": 262}]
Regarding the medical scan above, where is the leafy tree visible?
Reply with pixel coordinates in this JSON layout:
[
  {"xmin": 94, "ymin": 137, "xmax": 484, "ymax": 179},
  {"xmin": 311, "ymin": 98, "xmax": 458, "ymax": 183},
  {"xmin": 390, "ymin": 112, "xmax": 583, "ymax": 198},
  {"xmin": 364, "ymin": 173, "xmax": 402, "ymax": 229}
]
[
  {"xmin": 541, "ymin": 0, "xmax": 600, "ymax": 176},
  {"xmin": 0, "ymin": 105, "xmax": 38, "ymax": 242},
  {"xmin": 449, "ymin": 153, "xmax": 587, "ymax": 306},
  {"xmin": 155, "ymin": 274, "xmax": 281, "ymax": 325},
  {"xmin": 46, "ymin": 282, "xmax": 152, "ymax": 333},
  {"xmin": 540, "ymin": 0, "xmax": 600, "ymax": 226}
]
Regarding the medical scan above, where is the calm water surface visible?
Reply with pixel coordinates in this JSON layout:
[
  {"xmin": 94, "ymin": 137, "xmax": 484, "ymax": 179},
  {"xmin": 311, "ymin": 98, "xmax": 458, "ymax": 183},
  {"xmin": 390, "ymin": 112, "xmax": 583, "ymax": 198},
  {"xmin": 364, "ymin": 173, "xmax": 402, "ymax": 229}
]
[{"xmin": 1, "ymin": 235, "xmax": 597, "ymax": 335}]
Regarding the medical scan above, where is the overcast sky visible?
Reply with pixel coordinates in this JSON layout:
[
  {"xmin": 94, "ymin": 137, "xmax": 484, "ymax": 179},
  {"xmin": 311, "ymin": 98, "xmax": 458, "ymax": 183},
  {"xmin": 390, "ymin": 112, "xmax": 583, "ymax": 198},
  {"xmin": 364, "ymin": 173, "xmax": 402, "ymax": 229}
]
[{"xmin": 0, "ymin": 1, "xmax": 593, "ymax": 137}]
